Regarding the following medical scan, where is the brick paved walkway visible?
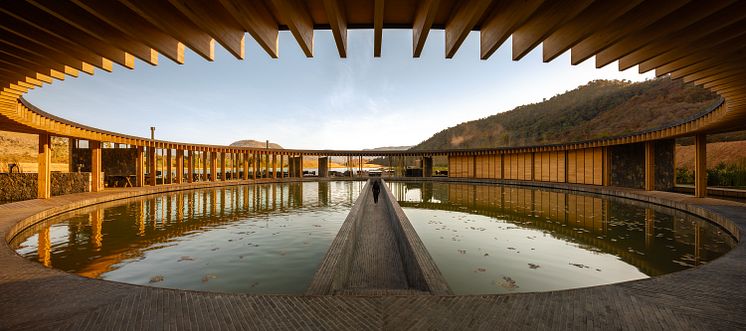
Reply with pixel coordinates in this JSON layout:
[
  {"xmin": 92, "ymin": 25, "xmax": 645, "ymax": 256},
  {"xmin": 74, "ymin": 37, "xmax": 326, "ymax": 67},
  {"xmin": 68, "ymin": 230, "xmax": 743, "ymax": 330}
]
[{"xmin": 1, "ymin": 178, "xmax": 744, "ymax": 330}]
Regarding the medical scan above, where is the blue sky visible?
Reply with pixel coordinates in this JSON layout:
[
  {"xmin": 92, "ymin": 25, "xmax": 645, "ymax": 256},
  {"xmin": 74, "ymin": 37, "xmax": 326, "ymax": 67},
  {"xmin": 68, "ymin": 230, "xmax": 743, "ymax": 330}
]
[{"xmin": 26, "ymin": 29, "xmax": 654, "ymax": 150}]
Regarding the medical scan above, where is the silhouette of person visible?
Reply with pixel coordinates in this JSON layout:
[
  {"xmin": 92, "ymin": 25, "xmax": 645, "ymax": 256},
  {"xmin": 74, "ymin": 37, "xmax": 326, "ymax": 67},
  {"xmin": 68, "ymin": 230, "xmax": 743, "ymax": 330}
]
[{"xmin": 372, "ymin": 179, "xmax": 381, "ymax": 204}]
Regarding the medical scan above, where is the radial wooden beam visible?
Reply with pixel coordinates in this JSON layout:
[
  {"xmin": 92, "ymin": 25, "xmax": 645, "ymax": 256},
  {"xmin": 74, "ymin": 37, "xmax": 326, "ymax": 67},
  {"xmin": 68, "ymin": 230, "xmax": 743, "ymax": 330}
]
[
  {"xmin": 638, "ymin": 25, "xmax": 746, "ymax": 74},
  {"xmin": 0, "ymin": 2, "xmax": 132, "ymax": 69},
  {"xmin": 618, "ymin": 3, "xmax": 746, "ymax": 71},
  {"xmin": 271, "ymin": 0, "xmax": 314, "ymax": 57},
  {"xmin": 0, "ymin": 46, "xmax": 68, "ymax": 81},
  {"xmin": 512, "ymin": 0, "xmax": 593, "ymax": 61},
  {"xmin": 118, "ymin": 0, "xmax": 215, "ymax": 61},
  {"xmin": 73, "ymin": 0, "xmax": 184, "ymax": 64},
  {"xmin": 686, "ymin": 63, "xmax": 746, "ymax": 84},
  {"xmin": 445, "ymin": 0, "xmax": 492, "ymax": 59},
  {"xmin": 542, "ymin": 0, "xmax": 642, "ymax": 62},
  {"xmin": 323, "ymin": 0, "xmax": 347, "ymax": 58},
  {"xmin": 0, "ymin": 26, "xmax": 95, "ymax": 74},
  {"xmin": 659, "ymin": 43, "xmax": 746, "ymax": 78},
  {"xmin": 412, "ymin": 0, "xmax": 440, "ymax": 58},
  {"xmin": 218, "ymin": 0, "xmax": 278, "ymax": 59},
  {"xmin": 28, "ymin": 0, "xmax": 158, "ymax": 66},
  {"xmin": 570, "ymin": 0, "xmax": 688, "ymax": 65},
  {"xmin": 167, "ymin": 0, "xmax": 245, "ymax": 60},
  {"xmin": 594, "ymin": 0, "xmax": 736, "ymax": 68},
  {"xmin": 374, "ymin": 0, "xmax": 384, "ymax": 57},
  {"xmin": 480, "ymin": 0, "xmax": 543, "ymax": 60}
]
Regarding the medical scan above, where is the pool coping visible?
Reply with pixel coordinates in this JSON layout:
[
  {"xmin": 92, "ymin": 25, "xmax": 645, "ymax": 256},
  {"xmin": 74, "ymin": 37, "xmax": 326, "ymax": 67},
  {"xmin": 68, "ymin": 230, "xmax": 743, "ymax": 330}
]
[{"xmin": 1, "ymin": 178, "xmax": 744, "ymax": 330}]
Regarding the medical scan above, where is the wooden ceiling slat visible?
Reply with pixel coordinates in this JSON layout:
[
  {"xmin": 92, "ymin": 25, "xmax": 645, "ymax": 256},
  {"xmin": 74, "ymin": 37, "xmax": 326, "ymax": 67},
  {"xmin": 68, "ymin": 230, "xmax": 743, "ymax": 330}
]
[
  {"xmin": 595, "ymin": 0, "xmax": 737, "ymax": 68},
  {"xmin": 374, "ymin": 0, "xmax": 384, "ymax": 57},
  {"xmin": 412, "ymin": 0, "xmax": 440, "ymax": 58},
  {"xmin": 445, "ymin": 0, "xmax": 492, "ymax": 59},
  {"xmin": 270, "ymin": 0, "xmax": 314, "ymax": 58},
  {"xmin": 618, "ymin": 3, "xmax": 746, "ymax": 71},
  {"xmin": 118, "ymin": 0, "xmax": 214, "ymax": 61},
  {"xmin": 0, "ymin": 2, "xmax": 132, "ymax": 69},
  {"xmin": 29, "ymin": 0, "xmax": 158, "ymax": 66},
  {"xmin": 218, "ymin": 0, "xmax": 278, "ymax": 59},
  {"xmin": 73, "ymin": 0, "xmax": 183, "ymax": 64},
  {"xmin": 543, "ymin": 0, "xmax": 642, "ymax": 62},
  {"xmin": 512, "ymin": 0, "xmax": 593, "ymax": 61},
  {"xmin": 323, "ymin": 0, "xmax": 348, "ymax": 58},
  {"xmin": 167, "ymin": 0, "xmax": 245, "ymax": 60},
  {"xmin": 479, "ymin": 0, "xmax": 543, "ymax": 60},
  {"xmin": 570, "ymin": 0, "xmax": 689, "ymax": 65},
  {"xmin": 658, "ymin": 42, "xmax": 746, "ymax": 78}
]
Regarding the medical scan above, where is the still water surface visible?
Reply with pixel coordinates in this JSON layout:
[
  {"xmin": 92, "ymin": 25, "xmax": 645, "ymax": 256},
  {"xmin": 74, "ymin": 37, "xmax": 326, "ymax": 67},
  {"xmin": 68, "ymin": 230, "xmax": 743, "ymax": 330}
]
[{"xmin": 11, "ymin": 180, "xmax": 735, "ymax": 295}]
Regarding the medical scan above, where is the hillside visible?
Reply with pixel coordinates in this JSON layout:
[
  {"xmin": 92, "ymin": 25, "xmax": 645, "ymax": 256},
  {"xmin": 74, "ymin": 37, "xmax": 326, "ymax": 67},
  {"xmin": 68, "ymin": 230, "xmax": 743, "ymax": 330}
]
[
  {"xmin": 413, "ymin": 77, "xmax": 720, "ymax": 150},
  {"xmin": 230, "ymin": 140, "xmax": 283, "ymax": 149}
]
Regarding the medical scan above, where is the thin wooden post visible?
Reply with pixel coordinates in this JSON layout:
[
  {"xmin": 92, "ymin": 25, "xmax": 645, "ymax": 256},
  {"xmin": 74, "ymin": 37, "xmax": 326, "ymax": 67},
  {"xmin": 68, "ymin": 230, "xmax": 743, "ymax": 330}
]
[
  {"xmin": 175, "ymin": 150, "xmax": 184, "ymax": 183},
  {"xmin": 220, "ymin": 152, "xmax": 226, "ymax": 181},
  {"xmin": 37, "ymin": 134, "xmax": 51, "ymax": 199},
  {"xmin": 202, "ymin": 151, "xmax": 208, "ymax": 181},
  {"xmin": 148, "ymin": 146, "xmax": 156, "ymax": 186},
  {"xmin": 136, "ymin": 146, "xmax": 145, "ymax": 187},
  {"xmin": 166, "ymin": 148, "xmax": 173, "ymax": 184},
  {"xmin": 272, "ymin": 154, "xmax": 277, "ymax": 178},
  {"xmin": 243, "ymin": 153, "xmax": 249, "ymax": 180},
  {"xmin": 187, "ymin": 150, "xmax": 194, "ymax": 183},
  {"xmin": 644, "ymin": 142, "xmax": 655, "ymax": 191},
  {"xmin": 695, "ymin": 134, "xmax": 707, "ymax": 197},
  {"xmin": 91, "ymin": 140, "xmax": 103, "ymax": 192}
]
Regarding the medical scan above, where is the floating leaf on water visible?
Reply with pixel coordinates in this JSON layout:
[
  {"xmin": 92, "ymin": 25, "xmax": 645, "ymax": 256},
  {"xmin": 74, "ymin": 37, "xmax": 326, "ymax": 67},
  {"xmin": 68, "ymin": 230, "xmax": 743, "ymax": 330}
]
[
  {"xmin": 474, "ymin": 268, "xmax": 486, "ymax": 273},
  {"xmin": 569, "ymin": 262, "xmax": 589, "ymax": 269},
  {"xmin": 211, "ymin": 247, "xmax": 219, "ymax": 251},
  {"xmin": 178, "ymin": 256, "xmax": 194, "ymax": 262},
  {"xmin": 202, "ymin": 274, "xmax": 217, "ymax": 283},
  {"xmin": 528, "ymin": 263, "xmax": 540, "ymax": 269},
  {"xmin": 507, "ymin": 247, "xmax": 516, "ymax": 250},
  {"xmin": 484, "ymin": 253, "xmax": 489, "ymax": 257},
  {"xmin": 457, "ymin": 249, "xmax": 467, "ymax": 255}
]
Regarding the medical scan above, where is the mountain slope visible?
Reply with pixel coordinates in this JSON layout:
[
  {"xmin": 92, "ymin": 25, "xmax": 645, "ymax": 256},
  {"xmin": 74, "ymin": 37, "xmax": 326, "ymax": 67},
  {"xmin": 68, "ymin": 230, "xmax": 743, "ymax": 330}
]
[{"xmin": 412, "ymin": 77, "xmax": 719, "ymax": 150}]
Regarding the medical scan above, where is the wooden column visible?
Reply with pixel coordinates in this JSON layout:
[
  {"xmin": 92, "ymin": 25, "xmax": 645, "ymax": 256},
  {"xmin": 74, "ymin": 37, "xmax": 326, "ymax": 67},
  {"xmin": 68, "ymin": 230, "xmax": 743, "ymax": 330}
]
[
  {"xmin": 279, "ymin": 155, "xmax": 285, "ymax": 178},
  {"xmin": 90, "ymin": 140, "xmax": 103, "ymax": 192},
  {"xmin": 695, "ymin": 134, "xmax": 707, "ymax": 198},
  {"xmin": 136, "ymin": 146, "xmax": 145, "ymax": 187},
  {"xmin": 602, "ymin": 147, "xmax": 611, "ymax": 186},
  {"xmin": 220, "ymin": 152, "xmax": 226, "ymax": 181},
  {"xmin": 644, "ymin": 142, "xmax": 655, "ymax": 191},
  {"xmin": 211, "ymin": 152, "xmax": 218, "ymax": 182},
  {"xmin": 265, "ymin": 153, "xmax": 270, "ymax": 178},
  {"xmin": 299, "ymin": 154, "xmax": 304, "ymax": 178},
  {"xmin": 166, "ymin": 149, "xmax": 173, "ymax": 184},
  {"xmin": 187, "ymin": 150, "xmax": 194, "ymax": 183},
  {"xmin": 68, "ymin": 138, "xmax": 77, "ymax": 173},
  {"xmin": 272, "ymin": 154, "xmax": 277, "ymax": 178},
  {"xmin": 253, "ymin": 154, "xmax": 258, "ymax": 180},
  {"xmin": 37, "ymin": 134, "xmax": 51, "ymax": 199},
  {"xmin": 148, "ymin": 146, "xmax": 156, "ymax": 186},
  {"xmin": 202, "ymin": 151, "xmax": 208, "ymax": 181},
  {"xmin": 175, "ymin": 150, "xmax": 184, "ymax": 183},
  {"xmin": 243, "ymin": 153, "xmax": 249, "ymax": 180}
]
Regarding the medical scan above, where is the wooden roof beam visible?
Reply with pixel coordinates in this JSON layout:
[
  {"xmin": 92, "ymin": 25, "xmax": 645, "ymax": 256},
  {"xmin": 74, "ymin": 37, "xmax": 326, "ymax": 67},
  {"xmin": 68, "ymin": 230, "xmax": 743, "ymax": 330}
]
[
  {"xmin": 658, "ymin": 41, "xmax": 746, "ymax": 77},
  {"xmin": 686, "ymin": 63, "xmax": 746, "ymax": 84},
  {"xmin": 0, "ymin": 2, "xmax": 132, "ymax": 69},
  {"xmin": 167, "ymin": 0, "xmax": 245, "ymax": 60},
  {"xmin": 445, "ymin": 0, "xmax": 492, "ymax": 59},
  {"xmin": 413, "ymin": 0, "xmax": 440, "ymax": 58},
  {"xmin": 513, "ymin": 0, "xmax": 593, "ymax": 61},
  {"xmin": 570, "ymin": 0, "xmax": 688, "ymax": 65},
  {"xmin": 703, "ymin": 73, "xmax": 746, "ymax": 90},
  {"xmin": 271, "ymin": 0, "xmax": 314, "ymax": 57},
  {"xmin": 670, "ymin": 55, "xmax": 746, "ymax": 81},
  {"xmin": 118, "ymin": 0, "xmax": 215, "ymax": 61},
  {"xmin": 543, "ymin": 0, "xmax": 642, "ymax": 62},
  {"xmin": 595, "ymin": 0, "xmax": 736, "ymax": 68},
  {"xmin": 218, "ymin": 0, "xmax": 279, "ymax": 58},
  {"xmin": 28, "ymin": 0, "xmax": 157, "ymax": 66},
  {"xmin": 374, "ymin": 0, "xmax": 384, "ymax": 57},
  {"xmin": 638, "ymin": 24, "xmax": 746, "ymax": 73},
  {"xmin": 323, "ymin": 0, "xmax": 347, "ymax": 58},
  {"xmin": 0, "ymin": 35, "xmax": 81, "ymax": 78},
  {"xmin": 0, "ymin": 11, "xmax": 107, "ymax": 73},
  {"xmin": 697, "ymin": 68, "xmax": 746, "ymax": 86},
  {"xmin": 618, "ymin": 2, "xmax": 746, "ymax": 71},
  {"xmin": 73, "ymin": 0, "xmax": 183, "ymax": 64},
  {"xmin": 480, "ymin": 0, "xmax": 543, "ymax": 60}
]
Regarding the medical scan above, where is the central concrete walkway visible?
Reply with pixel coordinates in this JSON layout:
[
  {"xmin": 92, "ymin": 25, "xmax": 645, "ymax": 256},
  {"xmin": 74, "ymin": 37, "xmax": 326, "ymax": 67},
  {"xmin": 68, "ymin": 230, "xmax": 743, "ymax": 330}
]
[{"xmin": 0, "ymin": 178, "xmax": 744, "ymax": 330}]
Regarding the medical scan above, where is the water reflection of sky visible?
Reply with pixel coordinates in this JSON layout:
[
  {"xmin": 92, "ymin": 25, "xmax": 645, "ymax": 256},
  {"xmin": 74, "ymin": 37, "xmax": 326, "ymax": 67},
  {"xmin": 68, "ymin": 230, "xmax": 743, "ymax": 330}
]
[{"xmin": 388, "ymin": 181, "xmax": 736, "ymax": 295}]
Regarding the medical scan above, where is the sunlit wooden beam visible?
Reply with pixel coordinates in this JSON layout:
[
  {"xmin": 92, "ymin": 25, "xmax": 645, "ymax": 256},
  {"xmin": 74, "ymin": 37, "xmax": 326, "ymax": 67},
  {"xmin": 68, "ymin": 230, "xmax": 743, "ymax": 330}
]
[
  {"xmin": 374, "ymin": 0, "xmax": 384, "ymax": 57},
  {"xmin": 218, "ymin": 0, "xmax": 278, "ymax": 58},
  {"xmin": 271, "ymin": 0, "xmax": 314, "ymax": 57},
  {"xmin": 74, "ymin": 0, "xmax": 183, "ymax": 64},
  {"xmin": 543, "ymin": 0, "xmax": 641, "ymax": 62},
  {"xmin": 513, "ymin": 0, "xmax": 593, "ymax": 61},
  {"xmin": 28, "ymin": 0, "xmax": 158, "ymax": 66},
  {"xmin": 323, "ymin": 0, "xmax": 347, "ymax": 58},
  {"xmin": 595, "ymin": 0, "xmax": 736, "ymax": 68},
  {"xmin": 657, "ymin": 41, "xmax": 746, "ymax": 77},
  {"xmin": 703, "ymin": 73, "xmax": 746, "ymax": 89},
  {"xmin": 0, "ymin": 2, "xmax": 133, "ymax": 69},
  {"xmin": 118, "ymin": 0, "xmax": 215, "ymax": 61},
  {"xmin": 480, "ymin": 0, "xmax": 542, "ymax": 60},
  {"xmin": 570, "ymin": 1, "xmax": 688, "ymax": 65},
  {"xmin": 167, "ymin": 0, "xmax": 245, "ymax": 60},
  {"xmin": 412, "ymin": 0, "xmax": 439, "ymax": 57},
  {"xmin": 697, "ymin": 68, "xmax": 746, "ymax": 86},
  {"xmin": 445, "ymin": 0, "xmax": 492, "ymax": 59},
  {"xmin": 618, "ymin": 3, "xmax": 746, "ymax": 71},
  {"xmin": 0, "ymin": 44, "xmax": 68, "ymax": 77}
]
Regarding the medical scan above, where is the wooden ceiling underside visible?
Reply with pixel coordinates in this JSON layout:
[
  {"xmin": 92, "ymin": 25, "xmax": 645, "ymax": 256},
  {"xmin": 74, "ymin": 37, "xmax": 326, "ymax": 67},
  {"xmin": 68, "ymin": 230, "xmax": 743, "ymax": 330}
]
[{"xmin": 0, "ymin": 0, "xmax": 744, "ymax": 149}]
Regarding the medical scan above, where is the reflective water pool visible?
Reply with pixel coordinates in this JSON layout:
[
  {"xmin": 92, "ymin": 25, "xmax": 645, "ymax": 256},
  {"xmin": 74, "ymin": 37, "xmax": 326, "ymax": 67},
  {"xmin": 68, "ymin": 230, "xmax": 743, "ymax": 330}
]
[
  {"xmin": 10, "ymin": 180, "xmax": 736, "ymax": 295},
  {"xmin": 11, "ymin": 181, "xmax": 363, "ymax": 294},
  {"xmin": 388, "ymin": 182, "xmax": 736, "ymax": 294}
]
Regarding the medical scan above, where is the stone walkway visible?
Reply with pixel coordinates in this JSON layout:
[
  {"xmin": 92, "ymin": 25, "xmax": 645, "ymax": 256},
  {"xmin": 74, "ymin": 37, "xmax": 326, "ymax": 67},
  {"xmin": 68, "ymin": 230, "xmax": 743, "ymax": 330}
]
[{"xmin": 1, "ymin": 178, "xmax": 744, "ymax": 330}]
